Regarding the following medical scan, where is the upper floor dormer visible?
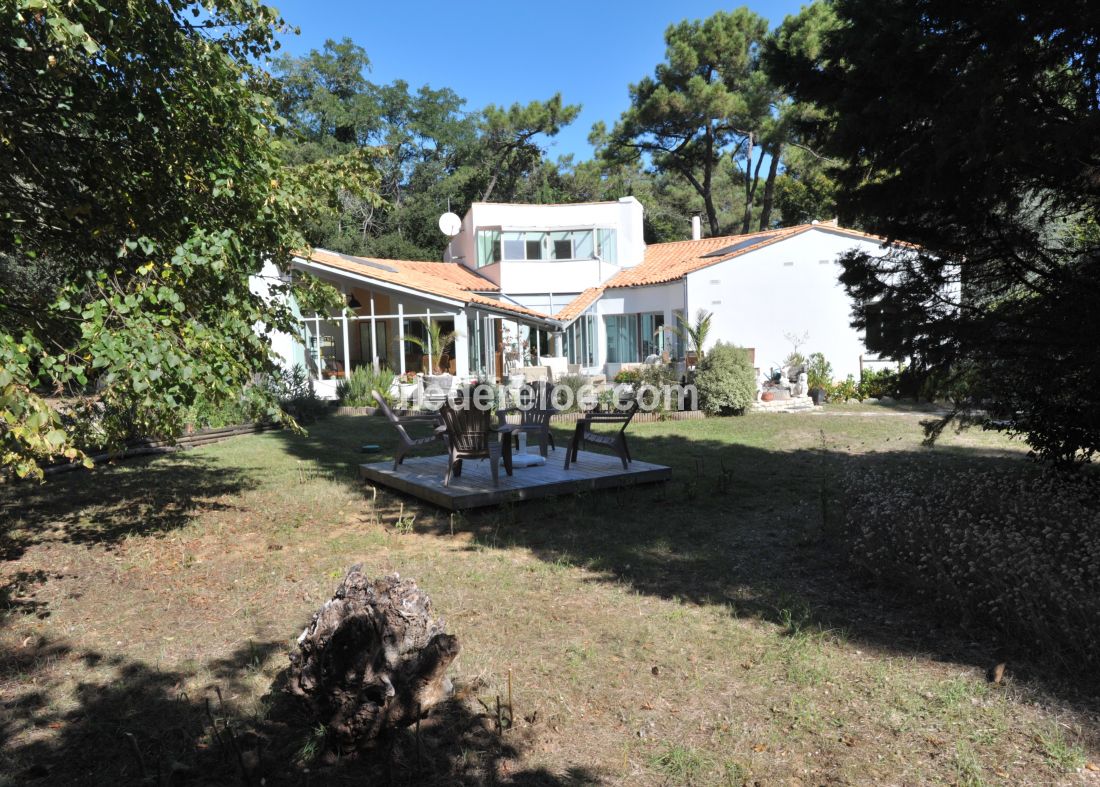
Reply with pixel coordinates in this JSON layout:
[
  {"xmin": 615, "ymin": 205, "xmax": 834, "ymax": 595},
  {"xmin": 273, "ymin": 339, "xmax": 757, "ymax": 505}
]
[{"xmin": 443, "ymin": 197, "xmax": 645, "ymax": 295}]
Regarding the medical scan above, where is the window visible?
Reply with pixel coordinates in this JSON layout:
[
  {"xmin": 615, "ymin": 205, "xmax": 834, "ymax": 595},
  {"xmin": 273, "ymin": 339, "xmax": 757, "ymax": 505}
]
[
  {"xmin": 502, "ymin": 232, "xmax": 527, "ymax": 260},
  {"xmin": 605, "ymin": 314, "xmax": 640, "ymax": 363},
  {"xmin": 488, "ymin": 228, "xmax": 611, "ymax": 262},
  {"xmin": 357, "ymin": 321, "xmax": 388, "ymax": 368},
  {"xmin": 605, "ymin": 312, "xmax": 666, "ymax": 363},
  {"xmin": 564, "ymin": 313, "xmax": 597, "ymax": 367},
  {"xmin": 584, "ymin": 315, "xmax": 597, "ymax": 366},
  {"xmin": 596, "ymin": 228, "xmax": 617, "ymax": 264},
  {"xmin": 476, "ymin": 230, "xmax": 502, "ymax": 267},
  {"xmin": 670, "ymin": 310, "xmax": 684, "ymax": 359},
  {"xmin": 640, "ymin": 312, "xmax": 665, "ymax": 358}
]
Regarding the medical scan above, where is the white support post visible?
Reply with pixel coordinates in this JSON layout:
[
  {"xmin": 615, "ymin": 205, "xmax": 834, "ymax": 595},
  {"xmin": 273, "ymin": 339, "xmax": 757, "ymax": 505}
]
[
  {"xmin": 453, "ymin": 309, "xmax": 470, "ymax": 378},
  {"xmin": 369, "ymin": 291, "xmax": 378, "ymax": 371},
  {"xmin": 313, "ymin": 316, "xmax": 323, "ymax": 381},
  {"xmin": 425, "ymin": 307, "xmax": 433, "ymax": 374},
  {"xmin": 340, "ymin": 291, "xmax": 351, "ymax": 379},
  {"xmin": 397, "ymin": 303, "xmax": 406, "ymax": 376},
  {"xmin": 486, "ymin": 315, "xmax": 495, "ymax": 378},
  {"xmin": 471, "ymin": 311, "xmax": 479, "ymax": 377}
]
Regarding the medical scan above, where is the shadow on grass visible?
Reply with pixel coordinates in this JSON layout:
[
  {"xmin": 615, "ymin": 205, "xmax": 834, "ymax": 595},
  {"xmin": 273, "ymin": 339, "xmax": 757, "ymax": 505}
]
[
  {"xmin": 0, "ymin": 453, "xmax": 258, "ymax": 562},
  {"xmin": 0, "ymin": 633, "xmax": 600, "ymax": 786},
  {"xmin": 269, "ymin": 415, "xmax": 1100, "ymax": 716}
]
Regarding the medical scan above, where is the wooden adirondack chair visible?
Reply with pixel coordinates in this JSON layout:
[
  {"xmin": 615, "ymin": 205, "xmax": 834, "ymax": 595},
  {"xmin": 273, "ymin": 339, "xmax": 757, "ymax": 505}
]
[
  {"xmin": 438, "ymin": 395, "xmax": 514, "ymax": 487},
  {"xmin": 564, "ymin": 400, "xmax": 640, "ymax": 470},
  {"xmin": 373, "ymin": 390, "xmax": 445, "ymax": 470},
  {"xmin": 497, "ymin": 380, "xmax": 556, "ymax": 457}
]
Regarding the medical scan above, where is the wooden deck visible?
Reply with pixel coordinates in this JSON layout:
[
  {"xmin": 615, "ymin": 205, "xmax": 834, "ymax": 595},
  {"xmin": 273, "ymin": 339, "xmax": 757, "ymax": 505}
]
[{"xmin": 359, "ymin": 449, "xmax": 672, "ymax": 511}]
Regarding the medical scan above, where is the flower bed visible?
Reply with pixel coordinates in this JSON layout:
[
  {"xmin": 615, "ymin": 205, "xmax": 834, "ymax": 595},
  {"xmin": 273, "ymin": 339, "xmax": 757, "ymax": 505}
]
[{"xmin": 838, "ymin": 458, "xmax": 1100, "ymax": 669}]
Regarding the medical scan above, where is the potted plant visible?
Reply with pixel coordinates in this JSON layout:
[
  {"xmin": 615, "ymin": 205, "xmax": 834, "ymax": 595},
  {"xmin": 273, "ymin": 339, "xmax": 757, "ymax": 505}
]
[
  {"xmin": 395, "ymin": 371, "xmax": 419, "ymax": 404},
  {"xmin": 806, "ymin": 352, "xmax": 833, "ymax": 405},
  {"xmin": 404, "ymin": 320, "xmax": 456, "ymax": 403},
  {"xmin": 403, "ymin": 320, "xmax": 457, "ymax": 375}
]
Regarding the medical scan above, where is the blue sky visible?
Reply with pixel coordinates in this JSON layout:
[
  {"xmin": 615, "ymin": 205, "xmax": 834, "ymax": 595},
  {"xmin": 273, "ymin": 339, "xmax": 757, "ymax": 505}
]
[{"xmin": 270, "ymin": 1, "xmax": 807, "ymax": 161}]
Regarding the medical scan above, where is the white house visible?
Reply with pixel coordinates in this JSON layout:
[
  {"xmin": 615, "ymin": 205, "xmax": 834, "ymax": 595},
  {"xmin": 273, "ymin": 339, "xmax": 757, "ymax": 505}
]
[{"xmin": 273, "ymin": 197, "xmax": 905, "ymax": 396}]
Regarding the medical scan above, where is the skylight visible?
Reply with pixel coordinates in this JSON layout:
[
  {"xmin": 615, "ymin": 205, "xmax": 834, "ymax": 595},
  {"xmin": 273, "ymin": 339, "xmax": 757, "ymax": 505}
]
[{"xmin": 700, "ymin": 231, "xmax": 784, "ymax": 258}]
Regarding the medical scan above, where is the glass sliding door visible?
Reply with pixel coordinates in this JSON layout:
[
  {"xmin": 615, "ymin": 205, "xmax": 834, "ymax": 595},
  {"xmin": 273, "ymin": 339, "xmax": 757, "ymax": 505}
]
[
  {"xmin": 604, "ymin": 315, "xmax": 640, "ymax": 363},
  {"xmin": 640, "ymin": 312, "xmax": 665, "ymax": 358},
  {"xmin": 358, "ymin": 321, "xmax": 389, "ymax": 370}
]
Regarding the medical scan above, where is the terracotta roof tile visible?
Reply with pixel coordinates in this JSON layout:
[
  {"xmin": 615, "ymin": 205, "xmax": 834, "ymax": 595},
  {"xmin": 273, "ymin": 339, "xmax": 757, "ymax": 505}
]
[
  {"xmin": 606, "ymin": 226, "xmax": 807, "ymax": 288},
  {"xmin": 602, "ymin": 224, "xmax": 904, "ymax": 288},
  {"xmin": 298, "ymin": 249, "xmax": 550, "ymax": 322},
  {"xmin": 554, "ymin": 287, "xmax": 605, "ymax": 323},
  {"xmin": 297, "ymin": 224, "xmax": 899, "ymax": 326},
  {"xmin": 394, "ymin": 259, "xmax": 500, "ymax": 291}
]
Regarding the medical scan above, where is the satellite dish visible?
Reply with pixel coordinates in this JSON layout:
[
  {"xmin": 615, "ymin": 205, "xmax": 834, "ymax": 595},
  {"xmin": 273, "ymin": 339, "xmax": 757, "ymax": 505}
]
[{"xmin": 438, "ymin": 212, "xmax": 462, "ymax": 237}]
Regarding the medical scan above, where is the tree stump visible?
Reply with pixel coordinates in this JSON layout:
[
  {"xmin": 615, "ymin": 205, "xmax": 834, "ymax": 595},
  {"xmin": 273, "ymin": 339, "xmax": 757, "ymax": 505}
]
[{"xmin": 287, "ymin": 565, "xmax": 460, "ymax": 750}]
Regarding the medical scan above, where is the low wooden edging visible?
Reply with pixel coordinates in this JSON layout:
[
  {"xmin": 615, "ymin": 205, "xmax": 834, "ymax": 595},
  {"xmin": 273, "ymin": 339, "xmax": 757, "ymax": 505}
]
[
  {"xmin": 334, "ymin": 406, "xmax": 705, "ymax": 423},
  {"xmin": 43, "ymin": 422, "xmax": 280, "ymax": 477},
  {"xmin": 545, "ymin": 409, "xmax": 704, "ymax": 425},
  {"xmin": 334, "ymin": 405, "xmax": 379, "ymax": 416}
]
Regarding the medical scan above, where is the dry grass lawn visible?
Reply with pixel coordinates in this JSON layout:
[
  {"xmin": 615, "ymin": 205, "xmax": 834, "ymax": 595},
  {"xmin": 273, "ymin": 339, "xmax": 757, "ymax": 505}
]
[{"xmin": 2, "ymin": 408, "xmax": 1098, "ymax": 785}]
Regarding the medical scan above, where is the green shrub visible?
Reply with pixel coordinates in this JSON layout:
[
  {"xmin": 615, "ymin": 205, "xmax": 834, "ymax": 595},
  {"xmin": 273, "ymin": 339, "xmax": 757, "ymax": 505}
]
[
  {"xmin": 336, "ymin": 366, "xmax": 396, "ymax": 407},
  {"xmin": 694, "ymin": 342, "xmax": 756, "ymax": 415},
  {"xmin": 551, "ymin": 374, "xmax": 590, "ymax": 413},
  {"xmin": 635, "ymin": 363, "xmax": 683, "ymax": 412},
  {"xmin": 829, "ymin": 374, "xmax": 861, "ymax": 402},
  {"xmin": 782, "ymin": 351, "xmax": 807, "ymax": 371},
  {"xmin": 183, "ymin": 394, "xmax": 253, "ymax": 429},
  {"xmin": 858, "ymin": 367, "xmax": 900, "ymax": 399},
  {"xmin": 806, "ymin": 353, "xmax": 833, "ymax": 391},
  {"xmin": 613, "ymin": 368, "xmax": 642, "ymax": 384},
  {"xmin": 268, "ymin": 364, "xmax": 328, "ymax": 423}
]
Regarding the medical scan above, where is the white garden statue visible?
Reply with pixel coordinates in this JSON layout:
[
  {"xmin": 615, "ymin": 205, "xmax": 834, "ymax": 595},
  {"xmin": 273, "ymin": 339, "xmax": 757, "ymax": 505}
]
[{"xmin": 795, "ymin": 371, "xmax": 809, "ymax": 397}]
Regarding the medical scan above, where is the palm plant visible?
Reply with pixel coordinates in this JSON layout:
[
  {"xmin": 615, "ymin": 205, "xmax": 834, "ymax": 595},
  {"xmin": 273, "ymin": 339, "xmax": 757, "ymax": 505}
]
[
  {"xmin": 403, "ymin": 320, "xmax": 457, "ymax": 374},
  {"xmin": 673, "ymin": 309, "xmax": 713, "ymax": 363}
]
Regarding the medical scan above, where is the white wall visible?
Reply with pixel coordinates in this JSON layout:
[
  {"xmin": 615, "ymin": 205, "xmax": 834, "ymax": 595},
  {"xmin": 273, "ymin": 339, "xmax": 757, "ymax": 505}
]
[
  {"xmin": 593, "ymin": 282, "xmax": 683, "ymax": 374},
  {"xmin": 443, "ymin": 197, "xmax": 646, "ymax": 294},
  {"xmin": 249, "ymin": 260, "xmax": 306, "ymax": 371},
  {"xmin": 684, "ymin": 228, "xmax": 896, "ymax": 379}
]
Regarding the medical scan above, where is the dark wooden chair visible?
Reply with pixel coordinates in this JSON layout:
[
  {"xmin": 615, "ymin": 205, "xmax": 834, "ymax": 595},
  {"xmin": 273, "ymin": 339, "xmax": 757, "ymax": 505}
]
[
  {"xmin": 497, "ymin": 380, "xmax": 556, "ymax": 457},
  {"xmin": 373, "ymin": 390, "xmax": 445, "ymax": 470},
  {"xmin": 438, "ymin": 395, "xmax": 514, "ymax": 487},
  {"xmin": 564, "ymin": 400, "xmax": 640, "ymax": 470}
]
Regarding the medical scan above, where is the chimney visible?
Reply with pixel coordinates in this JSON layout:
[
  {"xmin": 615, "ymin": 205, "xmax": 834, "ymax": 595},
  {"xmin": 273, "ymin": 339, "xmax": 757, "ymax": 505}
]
[{"xmin": 691, "ymin": 215, "xmax": 701, "ymax": 241}]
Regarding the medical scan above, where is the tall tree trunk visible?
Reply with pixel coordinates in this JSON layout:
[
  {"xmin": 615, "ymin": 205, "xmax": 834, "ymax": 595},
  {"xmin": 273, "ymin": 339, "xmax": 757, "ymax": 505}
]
[
  {"xmin": 702, "ymin": 192, "xmax": 719, "ymax": 237},
  {"xmin": 758, "ymin": 143, "xmax": 782, "ymax": 231},
  {"xmin": 703, "ymin": 123, "xmax": 719, "ymax": 235},
  {"xmin": 681, "ymin": 167, "xmax": 718, "ymax": 238},
  {"xmin": 481, "ymin": 169, "xmax": 500, "ymax": 202},
  {"xmin": 740, "ymin": 133, "xmax": 766, "ymax": 235}
]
